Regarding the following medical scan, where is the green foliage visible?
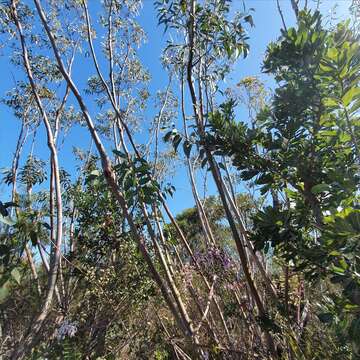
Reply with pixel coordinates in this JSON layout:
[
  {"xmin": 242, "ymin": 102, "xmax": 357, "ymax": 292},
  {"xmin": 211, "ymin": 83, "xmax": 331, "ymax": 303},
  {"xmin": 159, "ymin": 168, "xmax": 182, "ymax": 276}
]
[
  {"xmin": 113, "ymin": 152, "xmax": 161, "ymax": 206},
  {"xmin": 156, "ymin": 0, "xmax": 252, "ymax": 60},
  {"xmin": 0, "ymin": 201, "xmax": 17, "ymax": 226},
  {"xmin": 19, "ymin": 156, "xmax": 47, "ymax": 189},
  {"xmin": 207, "ymin": 9, "xmax": 360, "ymax": 355},
  {"xmin": 62, "ymin": 339, "xmax": 81, "ymax": 360},
  {"xmin": 1, "ymin": 1, "xmax": 359, "ymax": 358}
]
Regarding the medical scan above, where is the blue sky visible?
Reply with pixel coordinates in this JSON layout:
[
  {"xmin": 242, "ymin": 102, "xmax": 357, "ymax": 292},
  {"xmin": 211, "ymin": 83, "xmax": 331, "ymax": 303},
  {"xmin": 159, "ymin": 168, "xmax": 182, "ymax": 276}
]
[{"xmin": 0, "ymin": 0, "xmax": 351, "ymax": 214}]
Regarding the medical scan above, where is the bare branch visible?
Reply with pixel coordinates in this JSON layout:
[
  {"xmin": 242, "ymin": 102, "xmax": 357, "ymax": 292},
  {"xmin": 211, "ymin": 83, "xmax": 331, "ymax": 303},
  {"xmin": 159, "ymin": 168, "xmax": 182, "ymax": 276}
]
[{"xmin": 277, "ymin": 0, "xmax": 288, "ymax": 31}]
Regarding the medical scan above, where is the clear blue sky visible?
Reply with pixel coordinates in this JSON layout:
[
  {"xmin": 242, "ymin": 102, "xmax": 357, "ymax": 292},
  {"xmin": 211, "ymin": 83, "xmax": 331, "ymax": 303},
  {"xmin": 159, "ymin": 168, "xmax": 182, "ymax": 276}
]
[{"xmin": 0, "ymin": 0, "xmax": 351, "ymax": 214}]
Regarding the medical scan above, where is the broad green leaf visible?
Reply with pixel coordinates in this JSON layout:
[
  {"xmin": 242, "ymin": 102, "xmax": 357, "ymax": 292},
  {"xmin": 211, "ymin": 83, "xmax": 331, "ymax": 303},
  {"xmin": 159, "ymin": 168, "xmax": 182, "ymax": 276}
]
[
  {"xmin": 0, "ymin": 284, "xmax": 9, "ymax": 303},
  {"xmin": 11, "ymin": 268, "xmax": 21, "ymax": 285},
  {"xmin": 339, "ymin": 132, "xmax": 351, "ymax": 143},
  {"xmin": 284, "ymin": 188, "xmax": 298, "ymax": 199},
  {"xmin": 342, "ymin": 87, "xmax": 360, "ymax": 107},
  {"xmin": 339, "ymin": 258, "xmax": 348, "ymax": 270},
  {"xmin": 323, "ymin": 98, "xmax": 338, "ymax": 108},
  {"xmin": 350, "ymin": 99, "xmax": 360, "ymax": 114},
  {"xmin": 331, "ymin": 265, "xmax": 345, "ymax": 275},
  {"xmin": 339, "ymin": 64, "xmax": 349, "ymax": 79},
  {"xmin": 327, "ymin": 48, "xmax": 338, "ymax": 61},
  {"xmin": 311, "ymin": 184, "xmax": 330, "ymax": 194},
  {"xmin": 344, "ymin": 303, "xmax": 359, "ymax": 312},
  {"xmin": 311, "ymin": 32, "xmax": 318, "ymax": 43}
]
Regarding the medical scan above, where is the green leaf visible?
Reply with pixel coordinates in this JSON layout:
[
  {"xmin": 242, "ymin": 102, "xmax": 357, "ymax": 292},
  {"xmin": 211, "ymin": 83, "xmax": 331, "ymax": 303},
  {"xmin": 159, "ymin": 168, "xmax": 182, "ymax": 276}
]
[
  {"xmin": 112, "ymin": 149, "xmax": 127, "ymax": 158},
  {"xmin": 3, "ymin": 202, "xmax": 18, "ymax": 208},
  {"xmin": 327, "ymin": 48, "xmax": 338, "ymax": 61},
  {"xmin": 90, "ymin": 170, "xmax": 100, "ymax": 177},
  {"xmin": 11, "ymin": 268, "xmax": 21, "ymax": 285},
  {"xmin": 218, "ymin": 162, "xmax": 226, "ymax": 171},
  {"xmin": 41, "ymin": 222, "xmax": 51, "ymax": 230},
  {"xmin": 244, "ymin": 15, "xmax": 254, "ymax": 27},
  {"xmin": 342, "ymin": 87, "xmax": 360, "ymax": 107},
  {"xmin": 323, "ymin": 98, "xmax": 338, "ymax": 108},
  {"xmin": 339, "ymin": 64, "xmax": 349, "ymax": 79},
  {"xmin": 0, "ymin": 201, "xmax": 8, "ymax": 217},
  {"xmin": 311, "ymin": 184, "xmax": 330, "ymax": 194},
  {"xmin": 344, "ymin": 303, "xmax": 359, "ymax": 311},
  {"xmin": 0, "ymin": 284, "xmax": 9, "ymax": 303},
  {"xmin": 183, "ymin": 140, "xmax": 192, "ymax": 158},
  {"xmin": 339, "ymin": 257, "xmax": 348, "ymax": 270},
  {"xmin": 331, "ymin": 265, "xmax": 345, "ymax": 275},
  {"xmin": 164, "ymin": 130, "xmax": 175, "ymax": 143},
  {"xmin": 284, "ymin": 188, "xmax": 298, "ymax": 199},
  {"xmin": 173, "ymin": 134, "xmax": 182, "ymax": 152},
  {"xmin": 350, "ymin": 98, "xmax": 360, "ymax": 114},
  {"xmin": 0, "ymin": 214, "xmax": 16, "ymax": 226},
  {"xmin": 30, "ymin": 230, "xmax": 38, "ymax": 246},
  {"xmin": 86, "ymin": 169, "xmax": 101, "ymax": 184},
  {"xmin": 320, "ymin": 130, "xmax": 337, "ymax": 137},
  {"xmin": 201, "ymin": 157, "xmax": 208, "ymax": 168},
  {"xmin": 319, "ymin": 63, "xmax": 334, "ymax": 74}
]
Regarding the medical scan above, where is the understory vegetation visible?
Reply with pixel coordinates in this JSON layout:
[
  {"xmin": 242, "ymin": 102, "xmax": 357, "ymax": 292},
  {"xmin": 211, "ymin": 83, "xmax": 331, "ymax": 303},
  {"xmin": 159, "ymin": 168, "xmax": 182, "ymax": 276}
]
[{"xmin": 0, "ymin": 0, "xmax": 359, "ymax": 359}]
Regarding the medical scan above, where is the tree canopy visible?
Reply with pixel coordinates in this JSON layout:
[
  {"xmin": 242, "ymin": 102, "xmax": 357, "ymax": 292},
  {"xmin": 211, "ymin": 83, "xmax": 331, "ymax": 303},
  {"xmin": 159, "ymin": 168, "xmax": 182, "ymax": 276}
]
[{"xmin": 0, "ymin": 0, "xmax": 359, "ymax": 359}]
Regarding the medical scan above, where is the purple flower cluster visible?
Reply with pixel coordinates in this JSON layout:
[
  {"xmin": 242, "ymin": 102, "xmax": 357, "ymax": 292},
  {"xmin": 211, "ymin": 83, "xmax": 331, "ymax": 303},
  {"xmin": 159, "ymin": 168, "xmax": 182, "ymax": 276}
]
[
  {"xmin": 182, "ymin": 264, "xmax": 194, "ymax": 286},
  {"xmin": 56, "ymin": 320, "xmax": 78, "ymax": 340},
  {"xmin": 193, "ymin": 246, "xmax": 235, "ymax": 275}
]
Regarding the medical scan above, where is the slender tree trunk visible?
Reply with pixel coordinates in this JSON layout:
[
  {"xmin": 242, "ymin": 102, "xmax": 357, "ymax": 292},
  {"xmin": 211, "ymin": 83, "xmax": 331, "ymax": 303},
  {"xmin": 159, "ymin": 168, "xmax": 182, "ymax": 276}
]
[
  {"xmin": 185, "ymin": 1, "xmax": 277, "ymax": 355},
  {"xmin": 33, "ymin": 3, "xmax": 207, "ymax": 355},
  {"xmin": 10, "ymin": 3, "xmax": 64, "ymax": 357}
]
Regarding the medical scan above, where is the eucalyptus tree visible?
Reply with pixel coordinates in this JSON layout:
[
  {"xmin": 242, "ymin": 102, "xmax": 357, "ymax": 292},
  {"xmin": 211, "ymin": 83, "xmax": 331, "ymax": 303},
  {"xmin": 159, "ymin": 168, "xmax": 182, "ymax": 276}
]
[
  {"xmin": 0, "ymin": 0, "xmax": 296, "ymax": 358},
  {"xmin": 0, "ymin": 0, "xmax": 358, "ymax": 359},
  {"xmin": 157, "ymin": 0, "xmax": 283, "ymax": 354},
  {"xmin": 1, "ymin": 0, "xmax": 236, "ymax": 358}
]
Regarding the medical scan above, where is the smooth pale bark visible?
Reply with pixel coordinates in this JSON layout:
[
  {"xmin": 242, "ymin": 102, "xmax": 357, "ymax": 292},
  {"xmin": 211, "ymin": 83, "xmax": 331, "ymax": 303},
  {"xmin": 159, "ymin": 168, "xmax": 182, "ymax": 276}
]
[
  {"xmin": 33, "ymin": 2, "xmax": 209, "ymax": 356},
  {"xmin": 9, "ymin": 122, "xmax": 43, "ymax": 298},
  {"xmin": 10, "ymin": 121, "xmax": 28, "ymax": 209},
  {"xmin": 24, "ymin": 245, "xmax": 42, "ymax": 297},
  {"xmin": 186, "ymin": 0, "xmax": 277, "ymax": 355},
  {"xmin": 82, "ymin": 2, "xmax": 229, "ymax": 351},
  {"xmin": 82, "ymin": 9, "xmax": 200, "ymax": 338},
  {"xmin": 10, "ymin": 2, "xmax": 64, "ymax": 358},
  {"xmin": 181, "ymin": 74, "xmax": 216, "ymax": 247}
]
